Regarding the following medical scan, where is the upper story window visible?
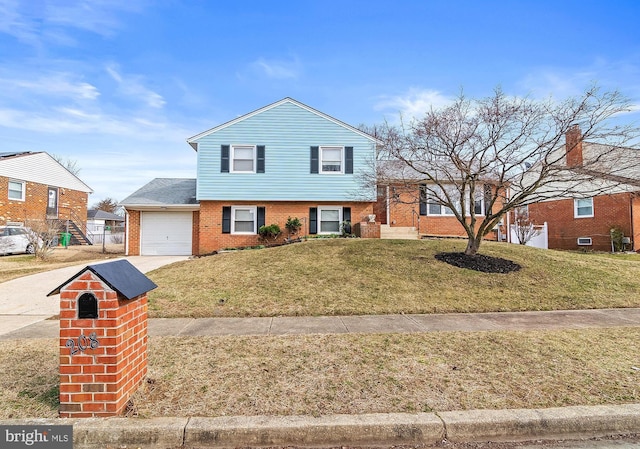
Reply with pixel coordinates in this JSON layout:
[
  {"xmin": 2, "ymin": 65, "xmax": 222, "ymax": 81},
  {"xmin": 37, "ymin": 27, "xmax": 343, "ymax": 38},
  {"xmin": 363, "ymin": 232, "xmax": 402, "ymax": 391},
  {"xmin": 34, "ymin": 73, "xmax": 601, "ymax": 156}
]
[
  {"xmin": 320, "ymin": 146, "xmax": 343, "ymax": 173},
  {"xmin": 574, "ymin": 198, "xmax": 594, "ymax": 218},
  {"xmin": 221, "ymin": 145, "xmax": 265, "ymax": 173},
  {"xmin": 231, "ymin": 145, "xmax": 256, "ymax": 173},
  {"xmin": 311, "ymin": 146, "xmax": 353, "ymax": 174},
  {"xmin": 8, "ymin": 180, "xmax": 25, "ymax": 201}
]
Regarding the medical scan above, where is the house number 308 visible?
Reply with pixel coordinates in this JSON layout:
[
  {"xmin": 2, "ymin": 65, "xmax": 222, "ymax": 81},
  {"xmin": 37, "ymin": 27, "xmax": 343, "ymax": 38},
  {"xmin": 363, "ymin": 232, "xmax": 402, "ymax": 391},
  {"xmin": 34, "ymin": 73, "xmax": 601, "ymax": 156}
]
[{"xmin": 66, "ymin": 332, "xmax": 100, "ymax": 356}]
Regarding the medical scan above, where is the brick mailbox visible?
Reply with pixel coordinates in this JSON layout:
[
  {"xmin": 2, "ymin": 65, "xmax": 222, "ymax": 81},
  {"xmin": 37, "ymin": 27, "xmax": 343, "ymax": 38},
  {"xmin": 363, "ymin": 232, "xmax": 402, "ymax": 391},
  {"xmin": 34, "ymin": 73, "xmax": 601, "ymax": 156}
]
[{"xmin": 48, "ymin": 259, "xmax": 157, "ymax": 418}]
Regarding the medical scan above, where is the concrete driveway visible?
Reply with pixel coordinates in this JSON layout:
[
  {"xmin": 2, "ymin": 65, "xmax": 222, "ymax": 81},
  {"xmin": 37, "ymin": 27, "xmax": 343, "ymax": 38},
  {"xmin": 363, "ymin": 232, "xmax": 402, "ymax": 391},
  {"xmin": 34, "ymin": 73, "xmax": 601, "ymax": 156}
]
[{"xmin": 0, "ymin": 255, "xmax": 189, "ymax": 335}]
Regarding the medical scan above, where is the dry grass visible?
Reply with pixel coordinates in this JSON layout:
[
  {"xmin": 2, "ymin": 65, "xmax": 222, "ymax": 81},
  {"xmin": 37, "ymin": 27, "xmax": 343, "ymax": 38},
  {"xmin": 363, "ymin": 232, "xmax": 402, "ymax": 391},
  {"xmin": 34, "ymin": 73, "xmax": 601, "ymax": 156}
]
[
  {"xmin": 147, "ymin": 239, "xmax": 640, "ymax": 318},
  {"xmin": 2, "ymin": 328, "xmax": 638, "ymax": 419},
  {"xmin": 0, "ymin": 244, "xmax": 124, "ymax": 283}
]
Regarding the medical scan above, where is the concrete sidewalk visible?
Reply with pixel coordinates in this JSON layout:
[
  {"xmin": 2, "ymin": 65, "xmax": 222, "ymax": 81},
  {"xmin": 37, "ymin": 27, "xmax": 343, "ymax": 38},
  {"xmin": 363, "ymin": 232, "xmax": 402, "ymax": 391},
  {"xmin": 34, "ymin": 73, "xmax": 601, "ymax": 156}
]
[{"xmin": 2, "ymin": 307, "xmax": 640, "ymax": 340}]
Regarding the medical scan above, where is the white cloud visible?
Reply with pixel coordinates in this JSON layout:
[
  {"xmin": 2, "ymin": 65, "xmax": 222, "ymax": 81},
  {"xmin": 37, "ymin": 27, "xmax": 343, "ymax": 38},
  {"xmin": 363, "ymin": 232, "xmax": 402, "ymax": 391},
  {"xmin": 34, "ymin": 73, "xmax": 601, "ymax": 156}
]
[
  {"xmin": 251, "ymin": 57, "xmax": 301, "ymax": 79},
  {"xmin": 0, "ymin": 0, "xmax": 145, "ymax": 45},
  {"xmin": 0, "ymin": 72, "xmax": 100, "ymax": 101},
  {"xmin": 375, "ymin": 88, "xmax": 453, "ymax": 120},
  {"xmin": 106, "ymin": 63, "xmax": 166, "ymax": 109}
]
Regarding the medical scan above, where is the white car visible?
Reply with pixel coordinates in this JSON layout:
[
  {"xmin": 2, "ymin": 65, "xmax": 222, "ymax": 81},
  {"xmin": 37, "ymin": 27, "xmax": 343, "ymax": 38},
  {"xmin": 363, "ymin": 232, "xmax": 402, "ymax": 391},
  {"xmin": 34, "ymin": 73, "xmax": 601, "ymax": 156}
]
[{"xmin": 0, "ymin": 226, "xmax": 37, "ymax": 255}]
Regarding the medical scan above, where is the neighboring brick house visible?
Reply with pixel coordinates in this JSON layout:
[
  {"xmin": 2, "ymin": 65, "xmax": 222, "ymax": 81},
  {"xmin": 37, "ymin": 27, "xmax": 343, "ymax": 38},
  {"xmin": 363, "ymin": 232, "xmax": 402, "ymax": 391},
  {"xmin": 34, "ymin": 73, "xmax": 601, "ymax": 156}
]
[
  {"xmin": 523, "ymin": 126, "xmax": 640, "ymax": 251},
  {"xmin": 375, "ymin": 160, "xmax": 508, "ymax": 241},
  {"xmin": 0, "ymin": 151, "xmax": 93, "ymax": 240},
  {"xmin": 121, "ymin": 98, "xmax": 379, "ymax": 256}
]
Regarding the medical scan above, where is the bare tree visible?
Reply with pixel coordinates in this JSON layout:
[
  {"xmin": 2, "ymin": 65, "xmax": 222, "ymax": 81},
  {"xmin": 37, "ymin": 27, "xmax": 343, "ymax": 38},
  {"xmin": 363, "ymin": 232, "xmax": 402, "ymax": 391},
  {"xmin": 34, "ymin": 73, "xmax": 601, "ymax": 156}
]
[
  {"xmin": 512, "ymin": 207, "xmax": 541, "ymax": 245},
  {"xmin": 93, "ymin": 197, "xmax": 119, "ymax": 213},
  {"xmin": 24, "ymin": 219, "xmax": 62, "ymax": 260},
  {"xmin": 375, "ymin": 85, "xmax": 639, "ymax": 256},
  {"xmin": 52, "ymin": 154, "xmax": 81, "ymax": 176}
]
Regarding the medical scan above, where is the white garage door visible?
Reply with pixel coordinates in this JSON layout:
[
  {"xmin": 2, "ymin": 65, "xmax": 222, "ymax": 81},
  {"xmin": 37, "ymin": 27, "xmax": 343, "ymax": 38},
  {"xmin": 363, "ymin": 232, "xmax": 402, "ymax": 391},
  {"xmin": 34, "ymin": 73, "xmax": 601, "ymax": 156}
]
[{"xmin": 141, "ymin": 212, "xmax": 193, "ymax": 255}]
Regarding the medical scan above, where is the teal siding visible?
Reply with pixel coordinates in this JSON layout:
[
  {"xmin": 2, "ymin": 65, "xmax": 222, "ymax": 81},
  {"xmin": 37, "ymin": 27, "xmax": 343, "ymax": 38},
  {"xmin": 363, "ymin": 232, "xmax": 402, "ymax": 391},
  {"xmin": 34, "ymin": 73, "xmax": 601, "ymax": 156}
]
[{"xmin": 194, "ymin": 101, "xmax": 376, "ymax": 202}]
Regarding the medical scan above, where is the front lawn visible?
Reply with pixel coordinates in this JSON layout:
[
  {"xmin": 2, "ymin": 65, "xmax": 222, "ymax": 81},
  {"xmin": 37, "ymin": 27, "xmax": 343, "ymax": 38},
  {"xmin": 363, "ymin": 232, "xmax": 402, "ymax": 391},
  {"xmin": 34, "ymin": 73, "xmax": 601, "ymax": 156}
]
[
  {"xmin": 147, "ymin": 239, "xmax": 640, "ymax": 318},
  {"xmin": 2, "ymin": 328, "xmax": 638, "ymax": 418}
]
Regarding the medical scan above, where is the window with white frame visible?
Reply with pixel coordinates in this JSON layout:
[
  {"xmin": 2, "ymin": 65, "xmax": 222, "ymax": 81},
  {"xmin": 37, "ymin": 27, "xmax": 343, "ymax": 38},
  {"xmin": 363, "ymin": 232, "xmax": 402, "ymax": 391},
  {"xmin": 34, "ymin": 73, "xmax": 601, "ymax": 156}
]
[
  {"xmin": 8, "ymin": 180, "xmax": 25, "ymax": 201},
  {"xmin": 318, "ymin": 206, "xmax": 341, "ymax": 233},
  {"xmin": 425, "ymin": 184, "xmax": 488, "ymax": 216},
  {"xmin": 574, "ymin": 198, "xmax": 594, "ymax": 218},
  {"xmin": 231, "ymin": 145, "xmax": 256, "ymax": 173},
  {"xmin": 231, "ymin": 206, "xmax": 257, "ymax": 234},
  {"xmin": 320, "ymin": 146, "xmax": 343, "ymax": 173}
]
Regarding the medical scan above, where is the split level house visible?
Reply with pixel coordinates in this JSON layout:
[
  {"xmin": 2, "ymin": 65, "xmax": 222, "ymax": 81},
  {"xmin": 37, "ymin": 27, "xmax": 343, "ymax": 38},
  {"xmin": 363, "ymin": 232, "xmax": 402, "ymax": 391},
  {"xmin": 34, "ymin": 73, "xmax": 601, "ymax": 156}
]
[
  {"xmin": 121, "ymin": 98, "xmax": 380, "ymax": 256},
  {"xmin": 0, "ymin": 151, "xmax": 93, "ymax": 244},
  {"xmin": 523, "ymin": 126, "xmax": 640, "ymax": 252}
]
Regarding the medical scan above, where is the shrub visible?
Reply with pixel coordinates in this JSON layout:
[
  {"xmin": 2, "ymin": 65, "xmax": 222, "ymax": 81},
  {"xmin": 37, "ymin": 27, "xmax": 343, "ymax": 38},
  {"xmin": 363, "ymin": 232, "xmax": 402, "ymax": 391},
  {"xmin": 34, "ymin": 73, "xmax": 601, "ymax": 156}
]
[{"xmin": 258, "ymin": 224, "xmax": 281, "ymax": 242}]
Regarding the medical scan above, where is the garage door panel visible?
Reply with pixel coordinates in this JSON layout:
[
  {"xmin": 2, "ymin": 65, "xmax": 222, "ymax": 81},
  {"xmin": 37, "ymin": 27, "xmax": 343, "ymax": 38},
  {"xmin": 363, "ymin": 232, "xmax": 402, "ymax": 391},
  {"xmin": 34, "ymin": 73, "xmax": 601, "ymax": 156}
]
[{"xmin": 141, "ymin": 212, "xmax": 192, "ymax": 255}]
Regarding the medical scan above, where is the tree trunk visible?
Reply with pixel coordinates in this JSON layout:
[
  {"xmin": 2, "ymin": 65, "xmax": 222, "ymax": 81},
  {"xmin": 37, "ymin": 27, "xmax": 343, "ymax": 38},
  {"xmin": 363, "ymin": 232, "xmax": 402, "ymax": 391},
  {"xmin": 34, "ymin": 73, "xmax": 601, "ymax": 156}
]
[{"xmin": 464, "ymin": 236, "xmax": 481, "ymax": 256}]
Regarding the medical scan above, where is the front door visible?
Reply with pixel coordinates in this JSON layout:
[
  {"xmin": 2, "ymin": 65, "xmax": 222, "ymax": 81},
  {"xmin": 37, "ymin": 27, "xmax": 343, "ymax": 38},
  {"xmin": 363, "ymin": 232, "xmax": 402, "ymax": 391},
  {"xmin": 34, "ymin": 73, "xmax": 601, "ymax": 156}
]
[{"xmin": 47, "ymin": 187, "xmax": 58, "ymax": 218}]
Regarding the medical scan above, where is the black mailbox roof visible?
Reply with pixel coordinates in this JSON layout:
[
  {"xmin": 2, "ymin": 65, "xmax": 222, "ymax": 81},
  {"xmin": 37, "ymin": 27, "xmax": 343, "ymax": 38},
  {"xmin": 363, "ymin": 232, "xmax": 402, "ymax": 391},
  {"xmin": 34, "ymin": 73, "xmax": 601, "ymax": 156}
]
[{"xmin": 47, "ymin": 259, "xmax": 158, "ymax": 300}]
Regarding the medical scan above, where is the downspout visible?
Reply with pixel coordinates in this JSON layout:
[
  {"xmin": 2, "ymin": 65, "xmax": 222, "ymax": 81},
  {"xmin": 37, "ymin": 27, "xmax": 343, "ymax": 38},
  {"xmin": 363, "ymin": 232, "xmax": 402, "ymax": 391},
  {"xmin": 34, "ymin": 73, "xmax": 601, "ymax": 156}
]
[
  {"xmin": 386, "ymin": 185, "xmax": 390, "ymax": 225},
  {"xmin": 630, "ymin": 193, "xmax": 635, "ymax": 251},
  {"xmin": 125, "ymin": 212, "xmax": 130, "ymax": 256},
  {"xmin": 505, "ymin": 186, "xmax": 511, "ymax": 243}
]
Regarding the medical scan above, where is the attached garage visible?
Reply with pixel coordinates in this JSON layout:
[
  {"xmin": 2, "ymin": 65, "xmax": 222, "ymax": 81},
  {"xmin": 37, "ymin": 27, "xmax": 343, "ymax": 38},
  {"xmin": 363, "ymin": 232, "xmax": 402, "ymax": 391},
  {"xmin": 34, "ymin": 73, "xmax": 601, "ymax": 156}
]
[{"xmin": 140, "ymin": 211, "xmax": 193, "ymax": 256}]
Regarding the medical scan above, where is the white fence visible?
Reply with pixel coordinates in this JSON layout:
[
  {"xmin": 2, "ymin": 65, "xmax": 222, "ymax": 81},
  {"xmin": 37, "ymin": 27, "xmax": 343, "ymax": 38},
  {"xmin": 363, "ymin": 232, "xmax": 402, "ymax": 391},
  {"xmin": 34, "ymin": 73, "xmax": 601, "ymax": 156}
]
[
  {"xmin": 510, "ymin": 222, "xmax": 548, "ymax": 249},
  {"xmin": 88, "ymin": 231, "xmax": 124, "ymax": 245}
]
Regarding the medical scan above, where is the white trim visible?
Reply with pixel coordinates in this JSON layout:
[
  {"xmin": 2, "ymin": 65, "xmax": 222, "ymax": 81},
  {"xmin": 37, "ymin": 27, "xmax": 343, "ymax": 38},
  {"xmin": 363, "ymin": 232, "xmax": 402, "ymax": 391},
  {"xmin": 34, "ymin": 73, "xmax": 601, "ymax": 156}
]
[
  {"xmin": 230, "ymin": 144, "xmax": 256, "ymax": 173},
  {"xmin": 8, "ymin": 179, "xmax": 25, "ymax": 201},
  {"xmin": 231, "ymin": 205, "xmax": 257, "ymax": 234},
  {"xmin": 574, "ymin": 198, "xmax": 594, "ymax": 218},
  {"xmin": 319, "ymin": 145, "xmax": 344, "ymax": 174},
  {"xmin": 186, "ymin": 98, "xmax": 382, "ymax": 145},
  {"xmin": 317, "ymin": 206, "xmax": 342, "ymax": 234}
]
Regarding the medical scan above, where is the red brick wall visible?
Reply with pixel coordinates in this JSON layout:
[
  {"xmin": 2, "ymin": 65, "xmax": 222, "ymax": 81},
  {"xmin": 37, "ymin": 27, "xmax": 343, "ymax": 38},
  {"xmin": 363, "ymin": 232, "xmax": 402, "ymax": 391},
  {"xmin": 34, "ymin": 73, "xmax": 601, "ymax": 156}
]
[
  {"xmin": 0, "ymin": 176, "xmax": 88, "ymax": 226},
  {"xmin": 528, "ymin": 192, "xmax": 634, "ymax": 251},
  {"xmin": 125, "ymin": 210, "xmax": 141, "ymax": 256},
  {"xmin": 198, "ymin": 201, "xmax": 374, "ymax": 255},
  {"xmin": 386, "ymin": 184, "xmax": 503, "ymax": 241},
  {"xmin": 59, "ymin": 270, "xmax": 148, "ymax": 417}
]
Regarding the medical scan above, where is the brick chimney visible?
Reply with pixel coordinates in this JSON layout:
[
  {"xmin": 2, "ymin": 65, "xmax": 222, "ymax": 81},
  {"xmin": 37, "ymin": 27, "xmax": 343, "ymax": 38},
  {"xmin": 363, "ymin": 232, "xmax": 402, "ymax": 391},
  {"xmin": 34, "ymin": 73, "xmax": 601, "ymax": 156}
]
[{"xmin": 565, "ymin": 124, "xmax": 583, "ymax": 167}]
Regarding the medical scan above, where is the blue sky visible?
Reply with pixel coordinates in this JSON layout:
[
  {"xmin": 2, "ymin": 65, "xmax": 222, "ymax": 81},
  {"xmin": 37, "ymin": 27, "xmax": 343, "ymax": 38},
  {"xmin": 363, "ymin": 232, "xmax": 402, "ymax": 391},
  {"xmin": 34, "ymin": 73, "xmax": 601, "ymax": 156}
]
[{"xmin": 1, "ymin": 0, "xmax": 639, "ymax": 204}]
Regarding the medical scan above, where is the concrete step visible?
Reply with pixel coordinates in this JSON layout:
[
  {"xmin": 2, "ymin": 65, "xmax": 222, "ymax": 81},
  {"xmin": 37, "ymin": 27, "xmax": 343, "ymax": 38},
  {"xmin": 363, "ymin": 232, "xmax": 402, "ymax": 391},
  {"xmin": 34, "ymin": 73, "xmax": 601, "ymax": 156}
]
[{"xmin": 380, "ymin": 225, "xmax": 419, "ymax": 240}]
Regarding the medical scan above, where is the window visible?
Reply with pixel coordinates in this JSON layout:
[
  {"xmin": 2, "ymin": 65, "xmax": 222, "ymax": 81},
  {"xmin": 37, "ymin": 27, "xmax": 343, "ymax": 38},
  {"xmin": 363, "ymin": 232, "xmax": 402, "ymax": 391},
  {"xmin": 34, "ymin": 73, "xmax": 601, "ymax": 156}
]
[
  {"xmin": 577, "ymin": 237, "xmax": 593, "ymax": 246},
  {"xmin": 231, "ymin": 206, "xmax": 257, "ymax": 234},
  {"xmin": 320, "ymin": 146, "xmax": 343, "ymax": 173},
  {"xmin": 574, "ymin": 198, "xmax": 594, "ymax": 218},
  {"xmin": 421, "ymin": 184, "xmax": 490, "ymax": 216},
  {"xmin": 318, "ymin": 207, "xmax": 342, "ymax": 233},
  {"xmin": 231, "ymin": 145, "xmax": 256, "ymax": 173},
  {"xmin": 8, "ymin": 180, "xmax": 25, "ymax": 201}
]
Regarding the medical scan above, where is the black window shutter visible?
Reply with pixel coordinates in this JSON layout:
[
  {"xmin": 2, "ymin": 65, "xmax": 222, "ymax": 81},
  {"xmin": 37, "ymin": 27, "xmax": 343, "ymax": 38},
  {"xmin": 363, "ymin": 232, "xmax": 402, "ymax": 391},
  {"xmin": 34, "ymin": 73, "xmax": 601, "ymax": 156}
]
[
  {"xmin": 343, "ymin": 207, "xmax": 351, "ymax": 234},
  {"xmin": 310, "ymin": 146, "xmax": 319, "ymax": 174},
  {"xmin": 257, "ymin": 145, "xmax": 265, "ymax": 173},
  {"xmin": 222, "ymin": 206, "xmax": 231, "ymax": 233},
  {"xmin": 419, "ymin": 184, "xmax": 427, "ymax": 216},
  {"xmin": 257, "ymin": 207, "xmax": 265, "ymax": 229},
  {"xmin": 309, "ymin": 207, "xmax": 317, "ymax": 234},
  {"xmin": 345, "ymin": 147, "xmax": 353, "ymax": 174},
  {"xmin": 221, "ymin": 145, "xmax": 230, "ymax": 173}
]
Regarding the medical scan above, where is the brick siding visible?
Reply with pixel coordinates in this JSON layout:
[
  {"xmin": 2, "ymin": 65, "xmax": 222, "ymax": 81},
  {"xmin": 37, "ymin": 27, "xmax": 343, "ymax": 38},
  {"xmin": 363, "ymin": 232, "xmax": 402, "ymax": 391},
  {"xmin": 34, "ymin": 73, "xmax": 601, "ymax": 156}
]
[
  {"xmin": 0, "ymin": 176, "xmax": 88, "ymax": 226},
  {"xmin": 528, "ymin": 192, "xmax": 638, "ymax": 251},
  {"xmin": 198, "ymin": 201, "xmax": 374, "ymax": 255}
]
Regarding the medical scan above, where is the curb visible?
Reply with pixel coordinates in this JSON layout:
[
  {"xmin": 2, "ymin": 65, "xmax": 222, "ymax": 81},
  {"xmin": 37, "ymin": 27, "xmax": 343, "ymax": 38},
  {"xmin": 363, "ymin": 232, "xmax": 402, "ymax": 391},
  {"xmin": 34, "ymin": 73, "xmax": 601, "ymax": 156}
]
[{"xmin": 2, "ymin": 404, "xmax": 639, "ymax": 448}]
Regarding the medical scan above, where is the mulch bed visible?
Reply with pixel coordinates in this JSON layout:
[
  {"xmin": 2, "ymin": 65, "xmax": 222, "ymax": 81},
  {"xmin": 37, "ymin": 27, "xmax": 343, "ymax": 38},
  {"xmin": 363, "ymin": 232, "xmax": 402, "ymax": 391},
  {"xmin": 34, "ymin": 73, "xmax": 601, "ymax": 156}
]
[{"xmin": 435, "ymin": 252, "xmax": 522, "ymax": 274}]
